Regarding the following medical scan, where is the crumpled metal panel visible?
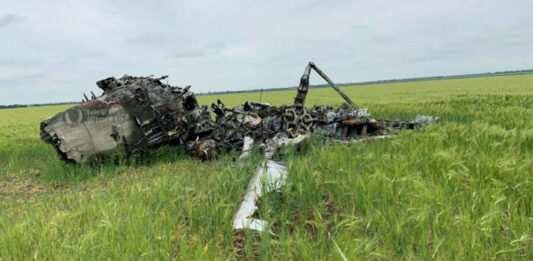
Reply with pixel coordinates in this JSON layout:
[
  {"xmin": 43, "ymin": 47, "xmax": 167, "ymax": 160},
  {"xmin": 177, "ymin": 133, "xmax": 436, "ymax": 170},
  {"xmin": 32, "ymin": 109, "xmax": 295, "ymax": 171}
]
[
  {"xmin": 41, "ymin": 76, "xmax": 203, "ymax": 163},
  {"xmin": 40, "ymin": 63, "xmax": 438, "ymax": 164}
]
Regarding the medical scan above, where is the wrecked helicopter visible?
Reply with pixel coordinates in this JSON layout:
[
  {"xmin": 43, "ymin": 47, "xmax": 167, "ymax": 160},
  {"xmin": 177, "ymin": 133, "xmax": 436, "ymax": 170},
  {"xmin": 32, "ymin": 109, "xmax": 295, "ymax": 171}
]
[{"xmin": 40, "ymin": 62, "xmax": 438, "ymax": 235}]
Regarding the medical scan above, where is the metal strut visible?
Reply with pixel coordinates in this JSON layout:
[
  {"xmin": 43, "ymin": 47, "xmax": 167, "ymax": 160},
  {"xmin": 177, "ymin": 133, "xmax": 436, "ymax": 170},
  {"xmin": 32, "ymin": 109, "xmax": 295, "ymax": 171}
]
[{"xmin": 293, "ymin": 62, "xmax": 359, "ymax": 110}]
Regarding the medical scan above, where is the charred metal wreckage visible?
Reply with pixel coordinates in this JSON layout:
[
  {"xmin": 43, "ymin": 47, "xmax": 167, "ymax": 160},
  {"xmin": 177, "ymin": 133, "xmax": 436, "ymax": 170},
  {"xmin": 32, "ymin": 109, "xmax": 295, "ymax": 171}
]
[{"xmin": 40, "ymin": 63, "xmax": 438, "ymax": 235}]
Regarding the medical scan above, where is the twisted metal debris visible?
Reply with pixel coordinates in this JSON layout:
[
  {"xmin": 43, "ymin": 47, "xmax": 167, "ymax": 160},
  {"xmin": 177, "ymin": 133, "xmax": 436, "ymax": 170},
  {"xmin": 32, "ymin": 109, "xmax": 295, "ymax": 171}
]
[
  {"xmin": 41, "ymin": 62, "xmax": 436, "ymax": 164},
  {"xmin": 40, "ymin": 62, "xmax": 438, "ymax": 238}
]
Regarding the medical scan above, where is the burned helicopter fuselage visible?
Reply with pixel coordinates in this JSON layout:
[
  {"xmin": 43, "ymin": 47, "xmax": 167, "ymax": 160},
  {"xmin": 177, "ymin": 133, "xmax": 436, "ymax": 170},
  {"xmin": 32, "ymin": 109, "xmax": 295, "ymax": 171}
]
[
  {"xmin": 41, "ymin": 63, "xmax": 432, "ymax": 163},
  {"xmin": 40, "ymin": 76, "xmax": 214, "ymax": 163}
]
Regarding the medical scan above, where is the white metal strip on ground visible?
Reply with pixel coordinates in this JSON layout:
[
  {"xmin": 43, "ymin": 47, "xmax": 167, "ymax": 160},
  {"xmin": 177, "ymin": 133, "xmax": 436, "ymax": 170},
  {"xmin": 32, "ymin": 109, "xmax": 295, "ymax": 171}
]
[
  {"xmin": 237, "ymin": 136, "xmax": 254, "ymax": 160},
  {"xmin": 232, "ymin": 134, "xmax": 308, "ymax": 233},
  {"xmin": 231, "ymin": 160, "xmax": 288, "ymax": 233}
]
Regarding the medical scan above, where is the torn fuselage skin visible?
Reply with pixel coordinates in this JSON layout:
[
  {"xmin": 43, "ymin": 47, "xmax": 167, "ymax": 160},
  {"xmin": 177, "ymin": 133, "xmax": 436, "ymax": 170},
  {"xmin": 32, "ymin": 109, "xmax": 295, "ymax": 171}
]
[{"xmin": 40, "ymin": 63, "xmax": 436, "ymax": 164}]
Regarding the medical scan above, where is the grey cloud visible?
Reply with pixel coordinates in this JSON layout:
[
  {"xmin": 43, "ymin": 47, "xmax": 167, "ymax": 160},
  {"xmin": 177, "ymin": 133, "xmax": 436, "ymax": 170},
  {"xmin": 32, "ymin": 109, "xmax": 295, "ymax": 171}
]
[
  {"xmin": 173, "ymin": 43, "xmax": 228, "ymax": 59},
  {"xmin": 0, "ymin": 0, "xmax": 532, "ymax": 105},
  {"xmin": 127, "ymin": 33, "xmax": 165, "ymax": 45},
  {"xmin": 173, "ymin": 50, "xmax": 205, "ymax": 59},
  {"xmin": 0, "ymin": 14, "xmax": 25, "ymax": 28},
  {"xmin": 0, "ymin": 72, "xmax": 45, "ymax": 83}
]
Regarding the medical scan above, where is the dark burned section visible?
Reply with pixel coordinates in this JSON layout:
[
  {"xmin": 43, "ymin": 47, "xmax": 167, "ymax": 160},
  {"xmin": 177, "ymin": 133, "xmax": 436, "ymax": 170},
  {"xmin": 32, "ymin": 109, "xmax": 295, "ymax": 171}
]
[
  {"xmin": 40, "ymin": 63, "xmax": 437, "ymax": 163},
  {"xmin": 40, "ymin": 75, "xmax": 214, "ymax": 163}
]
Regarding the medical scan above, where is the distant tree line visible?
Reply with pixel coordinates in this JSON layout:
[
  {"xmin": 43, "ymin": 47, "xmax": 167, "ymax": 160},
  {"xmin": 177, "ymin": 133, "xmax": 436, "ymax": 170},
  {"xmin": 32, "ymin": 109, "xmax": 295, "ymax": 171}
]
[
  {"xmin": 196, "ymin": 69, "xmax": 533, "ymax": 96},
  {"xmin": 0, "ymin": 102, "xmax": 79, "ymax": 110},
  {"xmin": 2, "ymin": 69, "xmax": 532, "ymax": 108}
]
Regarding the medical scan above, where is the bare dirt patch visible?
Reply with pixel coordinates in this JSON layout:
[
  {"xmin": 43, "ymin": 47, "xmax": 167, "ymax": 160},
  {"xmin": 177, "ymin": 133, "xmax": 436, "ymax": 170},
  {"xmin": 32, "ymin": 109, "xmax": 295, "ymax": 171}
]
[{"xmin": 0, "ymin": 176, "xmax": 67, "ymax": 197}]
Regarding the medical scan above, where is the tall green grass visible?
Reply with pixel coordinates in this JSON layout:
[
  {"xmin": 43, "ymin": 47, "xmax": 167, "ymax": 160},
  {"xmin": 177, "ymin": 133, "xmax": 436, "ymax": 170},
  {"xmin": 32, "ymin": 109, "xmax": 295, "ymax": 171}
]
[{"xmin": 0, "ymin": 74, "xmax": 532, "ymax": 259}]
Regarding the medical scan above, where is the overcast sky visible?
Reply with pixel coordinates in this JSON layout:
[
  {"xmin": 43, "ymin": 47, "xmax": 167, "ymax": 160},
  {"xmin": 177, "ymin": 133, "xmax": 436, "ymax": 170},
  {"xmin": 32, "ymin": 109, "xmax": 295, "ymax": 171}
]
[{"xmin": 0, "ymin": 0, "xmax": 532, "ymax": 105}]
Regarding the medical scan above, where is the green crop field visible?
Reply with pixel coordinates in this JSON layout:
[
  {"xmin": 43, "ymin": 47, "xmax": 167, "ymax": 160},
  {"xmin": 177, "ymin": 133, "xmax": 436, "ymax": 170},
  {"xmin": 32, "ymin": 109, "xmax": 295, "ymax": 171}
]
[{"xmin": 1, "ymin": 74, "xmax": 532, "ymax": 260}]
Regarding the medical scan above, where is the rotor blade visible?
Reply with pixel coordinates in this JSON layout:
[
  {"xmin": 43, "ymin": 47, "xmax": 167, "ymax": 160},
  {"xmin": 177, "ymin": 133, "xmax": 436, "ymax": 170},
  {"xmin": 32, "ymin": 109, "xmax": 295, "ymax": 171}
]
[{"xmin": 309, "ymin": 62, "xmax": 359, "ymax": 110}]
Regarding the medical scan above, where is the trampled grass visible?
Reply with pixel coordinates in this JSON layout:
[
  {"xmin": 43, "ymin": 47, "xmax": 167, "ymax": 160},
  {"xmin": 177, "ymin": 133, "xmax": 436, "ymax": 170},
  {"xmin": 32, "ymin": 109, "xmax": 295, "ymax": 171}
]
[{"xmin": 0, "ymin": 74, "xmax": 532, "ymax": 259}]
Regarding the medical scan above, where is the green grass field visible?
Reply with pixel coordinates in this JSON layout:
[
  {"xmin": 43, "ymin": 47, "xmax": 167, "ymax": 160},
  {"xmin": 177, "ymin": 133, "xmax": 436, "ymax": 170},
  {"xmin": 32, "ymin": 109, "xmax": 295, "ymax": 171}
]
[{"xmin": 1, "ymin": 74, "xmax": 532, "ymax": 260}]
